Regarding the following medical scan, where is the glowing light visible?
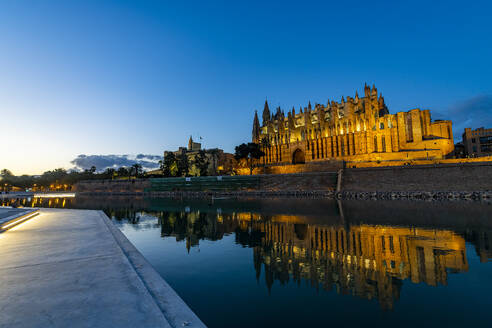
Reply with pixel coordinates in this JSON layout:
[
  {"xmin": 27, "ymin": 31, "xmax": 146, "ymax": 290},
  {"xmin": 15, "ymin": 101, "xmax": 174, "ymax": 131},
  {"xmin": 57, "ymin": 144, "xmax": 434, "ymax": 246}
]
[
  {"xmin": 33, "ymin": 193, "xmax": 75, "ymax": 198},
  {"xmin": 0, "ymin": 211, "xmax": 40, "ymax": 232}
]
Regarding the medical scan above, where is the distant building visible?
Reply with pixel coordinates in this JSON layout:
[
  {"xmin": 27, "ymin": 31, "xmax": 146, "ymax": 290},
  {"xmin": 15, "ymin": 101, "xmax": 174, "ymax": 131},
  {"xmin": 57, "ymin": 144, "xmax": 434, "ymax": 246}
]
[
  {"xmin": 162, "ymin": 136, "xmax": 235, "ymax": 176},
  {"xmin": 462, "ymin": 127, "xmax": 492, "ymax": 157}
]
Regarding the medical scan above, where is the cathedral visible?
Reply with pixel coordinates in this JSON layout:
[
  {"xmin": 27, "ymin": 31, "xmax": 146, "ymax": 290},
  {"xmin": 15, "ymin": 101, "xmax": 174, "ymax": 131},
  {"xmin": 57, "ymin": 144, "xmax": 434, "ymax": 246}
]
[{"xmin": 252, "ymin": 84, "xmax": 454, "ymax": 167}]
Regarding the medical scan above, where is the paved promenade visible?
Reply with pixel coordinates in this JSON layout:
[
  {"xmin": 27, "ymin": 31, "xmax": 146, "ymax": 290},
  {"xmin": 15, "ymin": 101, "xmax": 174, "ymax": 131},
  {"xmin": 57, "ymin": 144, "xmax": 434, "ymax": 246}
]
[{"xmin": 0, "ymin": 208, "xmax": 206, "ymax": 328}]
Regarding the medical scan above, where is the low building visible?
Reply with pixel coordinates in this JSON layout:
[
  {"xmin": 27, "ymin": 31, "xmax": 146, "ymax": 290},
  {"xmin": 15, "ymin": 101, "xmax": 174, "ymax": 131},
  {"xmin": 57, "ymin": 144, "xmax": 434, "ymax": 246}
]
[{"xmin": 462, "ymin": 127, "xmax": 492, "ymax": 157}]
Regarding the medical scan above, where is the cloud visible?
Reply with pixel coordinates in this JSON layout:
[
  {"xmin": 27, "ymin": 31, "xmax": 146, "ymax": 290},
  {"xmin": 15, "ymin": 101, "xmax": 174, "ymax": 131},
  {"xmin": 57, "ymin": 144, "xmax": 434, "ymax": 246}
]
[
  {"xmin": 71, "ymin": 154, "xmax": 161, "ymax": 172},
  {"xmin": 136, "ymin": 154, "xmax": 162, "ymax": 161},
  {"xmin": 437, "ymin": 95, "xmax": 492, "ymax": 142}
]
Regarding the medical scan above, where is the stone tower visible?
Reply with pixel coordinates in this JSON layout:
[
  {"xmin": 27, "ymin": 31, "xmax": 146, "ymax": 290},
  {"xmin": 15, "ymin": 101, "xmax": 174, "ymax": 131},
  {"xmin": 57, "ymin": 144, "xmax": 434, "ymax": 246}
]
[
  {"xmin": 252, "ymin": 110, "xmax": 261, "ymax": 143},
  {"xmin": 188, "ymin": 135, "xmax": 193, "ymax": 151}
]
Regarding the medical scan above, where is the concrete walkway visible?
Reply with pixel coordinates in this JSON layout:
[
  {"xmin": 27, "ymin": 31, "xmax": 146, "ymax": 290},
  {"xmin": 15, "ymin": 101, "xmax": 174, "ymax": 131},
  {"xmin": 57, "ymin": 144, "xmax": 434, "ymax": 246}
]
[{"xmin": 0, "ymin": 208, "xmax": 206, "ymax": 328}]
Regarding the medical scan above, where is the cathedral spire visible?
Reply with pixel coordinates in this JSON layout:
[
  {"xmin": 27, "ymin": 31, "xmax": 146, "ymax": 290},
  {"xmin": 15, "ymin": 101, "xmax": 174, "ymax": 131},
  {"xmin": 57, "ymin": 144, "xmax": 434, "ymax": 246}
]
[
  {"xmin": 262, "ymin": 99, "xmax": 270, "ymax": 125},
  {"xmin": 371, "ymin": 84, "xmax": 377, "ymax": 96},
  {"xmin": 364, "ymin": 83, "xmax": 370, "ymax": 97},
  {"xmin": 252, "ymin": 110, "xmax": 261, "ymax": 143},
  {"xmin": 308, "ymin": 101, "xmax": 312, "ymax": 111}
]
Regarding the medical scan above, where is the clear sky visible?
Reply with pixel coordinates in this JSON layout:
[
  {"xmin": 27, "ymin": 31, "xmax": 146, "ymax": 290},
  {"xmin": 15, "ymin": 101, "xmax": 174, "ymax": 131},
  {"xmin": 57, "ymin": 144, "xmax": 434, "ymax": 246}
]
[{"xmin": 1, "ymin": 0, "xmax": 491, "ymax": 175}]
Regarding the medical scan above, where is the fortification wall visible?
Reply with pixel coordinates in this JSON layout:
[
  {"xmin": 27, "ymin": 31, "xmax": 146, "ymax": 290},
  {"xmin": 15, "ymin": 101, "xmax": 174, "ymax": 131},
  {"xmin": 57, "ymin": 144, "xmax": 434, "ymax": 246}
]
[
  {"xmin": 346, "ymin": 155, "xmax": 492, "ymax": 168},
  {"xmin": 75, "ymin": 172, "xmax": 338, "ymax": 193},
  {"xmin": 74, "ymin": 179, "xmax": 150, "ymax": 193},
  {"xmin": 342, "ymin": 162, "xmax": 492, "ymax": 192},
  {"xmin": 237, "ymin": 160, "xmax": 342, "ymax": 176},
  {"xmin": 74, "ymin": 162, "xmax": 492, "ymax": 195},
  {"xmin": 258, "ymin": 172, "xmax": 337, "ymax": 191}
]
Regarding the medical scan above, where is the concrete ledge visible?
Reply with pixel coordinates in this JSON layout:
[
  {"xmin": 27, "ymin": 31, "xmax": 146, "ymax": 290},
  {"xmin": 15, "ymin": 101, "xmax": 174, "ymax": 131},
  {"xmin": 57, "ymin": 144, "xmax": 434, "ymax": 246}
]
[
  {"xmin": 99, "ymin": 211, "xmax": 206, "ymax": 328},
  {"xmin": 0, "ymin": 208, "xmax": 40, "ymax": 232}
]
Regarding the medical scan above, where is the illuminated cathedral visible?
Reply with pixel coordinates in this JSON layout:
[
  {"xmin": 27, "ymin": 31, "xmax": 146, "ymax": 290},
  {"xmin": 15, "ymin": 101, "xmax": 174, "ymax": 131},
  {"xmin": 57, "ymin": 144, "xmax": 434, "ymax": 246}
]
[{"xmin": 252, "ymin": 84, "xmax": 454, "ymax": 166}]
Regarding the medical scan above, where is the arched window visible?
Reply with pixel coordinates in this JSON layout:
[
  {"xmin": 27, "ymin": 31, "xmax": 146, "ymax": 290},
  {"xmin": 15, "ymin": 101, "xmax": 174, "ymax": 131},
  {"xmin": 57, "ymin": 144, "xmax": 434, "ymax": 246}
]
[
  {"xmin": 374, "ymin": 136, "xmax": 378, "ymax": 152},
  {"xmin": 382, "ymin": 136, "xmax": 386, "ymax": 152},
  {"xmin": 380, "ymin": 122, "xmax": 384, "ymax": 129}
]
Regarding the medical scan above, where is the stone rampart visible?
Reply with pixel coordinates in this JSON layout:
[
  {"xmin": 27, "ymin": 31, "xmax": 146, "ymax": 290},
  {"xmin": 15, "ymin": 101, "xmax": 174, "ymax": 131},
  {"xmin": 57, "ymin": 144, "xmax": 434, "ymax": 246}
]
[
  {"xmin": 74, "ymin": 179, "xmax": 150, "ymax": 193},
  {"xmin": 74, "ymin": 172, "xmax": 338, "ymax": 194},
  {"xmin": 236, "ymin": 159, "xmax": 342, "ymax": 175},
  {"xmin": 342, "ymin": 162, "xmax": 492, "ymax": 192},
  {"xmin": 74, "ymin": 163, "xmax": 491, "ymax": 199}
]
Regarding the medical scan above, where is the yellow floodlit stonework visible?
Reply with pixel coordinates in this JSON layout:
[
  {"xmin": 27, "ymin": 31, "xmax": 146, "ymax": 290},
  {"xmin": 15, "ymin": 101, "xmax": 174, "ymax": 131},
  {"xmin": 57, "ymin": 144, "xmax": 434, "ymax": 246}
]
[{"xmin": 251, "ymin": 84, "xmax": 454, "ymax": 168}]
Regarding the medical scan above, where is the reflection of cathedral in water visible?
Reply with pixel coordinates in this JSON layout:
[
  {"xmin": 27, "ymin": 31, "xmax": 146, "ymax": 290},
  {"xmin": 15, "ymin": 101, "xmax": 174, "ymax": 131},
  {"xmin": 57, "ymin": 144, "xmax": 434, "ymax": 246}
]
[
  {"xmin": 2, "ymin": 196, "xmax": 490, "ymax": 310},
  {"xmin": 153, "ymin": 210, "xmax": 490, "ymax": 310},
  {"xmin": 253, "ymin": 219, "xmax": 468, "ymax": 310}
]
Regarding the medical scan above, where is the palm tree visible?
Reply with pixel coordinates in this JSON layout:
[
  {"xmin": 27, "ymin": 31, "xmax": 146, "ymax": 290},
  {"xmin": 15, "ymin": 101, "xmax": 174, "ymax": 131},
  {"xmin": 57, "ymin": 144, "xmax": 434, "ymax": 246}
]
[
  {"xmin": 105, "ymin": 168, "xmax": 116, "ymax": 180},
  {"xmin": 131, "ymin": 164, "xmax": 143, "ymax": 179}
]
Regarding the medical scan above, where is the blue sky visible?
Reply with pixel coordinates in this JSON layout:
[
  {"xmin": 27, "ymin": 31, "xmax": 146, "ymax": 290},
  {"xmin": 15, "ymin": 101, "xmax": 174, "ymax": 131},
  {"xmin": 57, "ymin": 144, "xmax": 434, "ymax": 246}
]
[{"xmin": 1, "ymin": 0, "xmax": 491, "ymax": 174}]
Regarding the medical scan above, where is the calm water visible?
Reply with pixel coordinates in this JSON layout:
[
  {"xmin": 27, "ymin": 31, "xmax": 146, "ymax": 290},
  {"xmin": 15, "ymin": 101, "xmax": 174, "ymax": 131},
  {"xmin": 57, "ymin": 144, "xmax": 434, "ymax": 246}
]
[{"xmin": 3, "ymin": 196, "xmax": 492, "ymax": 327}]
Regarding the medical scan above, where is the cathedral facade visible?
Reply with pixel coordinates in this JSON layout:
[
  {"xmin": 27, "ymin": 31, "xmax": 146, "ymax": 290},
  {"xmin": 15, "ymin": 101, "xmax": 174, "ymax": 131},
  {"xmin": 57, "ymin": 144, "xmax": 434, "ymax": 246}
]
[{"xmin": 252, "ymin": 84, "xmax": 454, "ymax": 166}]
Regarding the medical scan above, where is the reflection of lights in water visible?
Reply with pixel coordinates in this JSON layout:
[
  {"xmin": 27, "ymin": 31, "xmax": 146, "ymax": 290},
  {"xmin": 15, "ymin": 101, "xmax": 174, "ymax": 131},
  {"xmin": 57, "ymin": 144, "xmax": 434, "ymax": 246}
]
[{"xmin": 33, "ymin": 193, "xmax": 75, "ymax": 198}]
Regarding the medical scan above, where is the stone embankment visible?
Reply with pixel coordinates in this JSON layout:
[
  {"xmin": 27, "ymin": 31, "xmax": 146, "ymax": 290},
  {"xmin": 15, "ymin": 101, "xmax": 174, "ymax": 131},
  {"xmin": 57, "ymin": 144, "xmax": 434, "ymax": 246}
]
[
  {"xmin": 337, "ymin": 190, "xmax": 491, "ymax": 201},
  {"xmin": 76, "ymin": 189, "xmax": 492, "ymax": 201},
  {"xmin": 74, "ymin": 162, "xmax": 492, "ymax": 200}
]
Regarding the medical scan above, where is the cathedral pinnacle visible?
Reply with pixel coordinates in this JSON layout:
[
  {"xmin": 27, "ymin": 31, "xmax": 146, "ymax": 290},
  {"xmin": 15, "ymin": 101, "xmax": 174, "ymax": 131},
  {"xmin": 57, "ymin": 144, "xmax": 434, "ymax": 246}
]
[
  {"xmin": 262, "ymin": 99, "xmax": 271, "ymax": 125},
  {"xmin": 252, "ymin": 110, "xmax": 261, "ymax": 142}
]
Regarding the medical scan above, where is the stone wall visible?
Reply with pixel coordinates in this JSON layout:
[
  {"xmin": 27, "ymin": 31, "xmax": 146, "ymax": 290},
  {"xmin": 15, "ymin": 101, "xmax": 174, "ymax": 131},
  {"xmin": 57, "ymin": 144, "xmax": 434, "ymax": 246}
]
[
  {"xmin": 74, "ymin": 179, "xmax": 150, "ymax": 193},
  {"xmin": 74, "ymin": 162, "xmax": 492, "ymax": 196},
  {"xmin": 236, "ymin": 159, "xmax": 342, "ymax": 175},
  {"xmin": 258, "ymin": 172, "xmax": 338, "ymax": 191},
  {"xmin": 75, "ymin": 172, "xmax": 338, "ymax": 194},
  {"xmin": 342, "ymin": 162, "xmax": 492, "ymax": 192}
]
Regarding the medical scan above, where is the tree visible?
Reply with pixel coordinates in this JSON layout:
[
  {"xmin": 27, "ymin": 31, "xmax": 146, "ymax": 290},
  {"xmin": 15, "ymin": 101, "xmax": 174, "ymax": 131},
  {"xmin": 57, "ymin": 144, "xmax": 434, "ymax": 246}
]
[
  {"xmin": 207, "ymin": 148, "xmax": 220, "ymax": 175},
  {"xmin": 117, "ymin": 167, "xmax": 129, "ymax": 179},
  {"xmin": 131, "ymin": 164, "xmax": 143, "ymax": 178},
  {"xmin": 193, "ymin": 150, "xmax": 210, "ymax": 176},
  {"xmin": 234, "ymin": 143, "xmax": 265, "ymax": 175},
  {"xmin": 1, "ymin": 169, "xmax": 14, "ymax": 191},
  {"xmin": 1, "ymin": 169, "xmax": 13, "ymax": 178},
  {"xmin": 176, "ymin": 153, "xmax": 190, "ymax": 177},
  {"xmin": 162, "ymin": 153, "xmax": 176, "ymax": 177},
  {"xmin": 104, "ymin": 168, "xmax": 116, "ymax": 180}
]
